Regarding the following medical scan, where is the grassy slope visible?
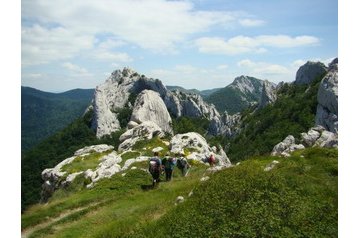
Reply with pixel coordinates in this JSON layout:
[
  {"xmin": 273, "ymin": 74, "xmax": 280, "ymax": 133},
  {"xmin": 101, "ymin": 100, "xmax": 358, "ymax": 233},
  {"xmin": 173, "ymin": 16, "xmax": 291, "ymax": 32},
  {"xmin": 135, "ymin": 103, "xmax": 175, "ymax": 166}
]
[{"xmin": 22, "ymin": 147, "xmax": 337, "ymax": 238}]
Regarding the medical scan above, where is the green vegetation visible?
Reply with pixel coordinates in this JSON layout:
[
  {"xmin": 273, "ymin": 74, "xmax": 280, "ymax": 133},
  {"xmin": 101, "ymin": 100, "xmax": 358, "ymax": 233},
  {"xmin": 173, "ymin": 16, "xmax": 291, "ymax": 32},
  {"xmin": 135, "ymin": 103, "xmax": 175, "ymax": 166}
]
[
  {"xmin": 61, "ymin": 150, "xmax": 113, "ymax": 174},
  {"xmin": 133, "ymin": 147, "xmax": 338, "ymax": 238},
  {"xmin": 22, "ymin": 147, "xmax": 337, "ymax": 237},
  {"xmin": 226, "ymin": 75, "xmax": 324, "ymax": 162},
  {"xmin": 121, "ymin": 151, "xmax": 141, "ymax": 162},
  {"xmin": 172, "ymin": 116, "xmax": 210, "ymax": 136},
  {"xmin": 21, "ymin": 86, "xmax": 94, "ymax": 152},
  {"xmin": 132, "ymin": 136, "xmax": 170, "ymax": 156},
  {"xmin": 21, "ymin": 110, "xmax": 124, "ymax": 212},
  {"xmin": 22, "ymin": 163, "xmax": 208, "ymax": 237},
  {"xmin": 204, "ymin": 77, "xmax": 263, "ymax": 114}
]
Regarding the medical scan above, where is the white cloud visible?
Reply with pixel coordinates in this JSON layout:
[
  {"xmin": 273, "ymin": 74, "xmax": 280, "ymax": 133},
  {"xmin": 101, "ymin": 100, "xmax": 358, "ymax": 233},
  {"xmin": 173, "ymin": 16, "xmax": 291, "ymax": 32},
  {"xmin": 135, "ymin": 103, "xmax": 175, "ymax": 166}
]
[
  {"xmin": 22, "ymin": 25, "xmax": 94, "ymax": 66},
  {"xmin": 239, "ymin": 18, "xmax": 265, "ymax": 27},
  {"xmin": 217, "ymin": 64, "xmax": 228, "ymax": 70},
  {"xmin": 237, "ymin": 59, "xmax": 290, "ymax": 75},
  {"xmin": 62, "ymin": 62, "xmax": 88, "ymax": 74},
  {"xmin": 22, "ymin": 0, "xmax": 238, "ymax": 60},
  {"xmin": 195, "ymin": 34, "xmax": 320, "ymax": 55}
]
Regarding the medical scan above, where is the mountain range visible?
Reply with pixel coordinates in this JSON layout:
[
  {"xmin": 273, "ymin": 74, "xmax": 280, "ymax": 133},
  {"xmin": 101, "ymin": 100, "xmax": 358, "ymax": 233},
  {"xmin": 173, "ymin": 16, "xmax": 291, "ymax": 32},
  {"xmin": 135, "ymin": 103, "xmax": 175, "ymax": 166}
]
[
  {"xmin": 21, "ymin": 58, "xmax": 338, "ymax": 237},
  {"xmin": 21, "ymin": 87, "xmax": 94, "ymax": 152}
]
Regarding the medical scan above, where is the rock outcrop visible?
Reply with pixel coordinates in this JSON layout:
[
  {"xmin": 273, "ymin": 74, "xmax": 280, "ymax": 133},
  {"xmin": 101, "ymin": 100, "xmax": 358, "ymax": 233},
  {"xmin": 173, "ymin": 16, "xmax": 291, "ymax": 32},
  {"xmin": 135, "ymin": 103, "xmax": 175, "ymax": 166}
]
[
  {"xmin": 130, "ymin": 90, "xmax": 173, "ymax": 134},
  {"xmin": 295, "ymin": 61, "xmax": 328, "ymax": 85},
  {"xmin": 41, "ymin": 144, "xmax": 115, "ymax": 202},
  {"xmin": 118, "ymin": 121, "xmax": 165, "ymax": 151},
  {"xmin": 271, "ymin": 126, "xmax": 338, "ymax": 157},
  {"xmin": 170, "ymin": 132, "xmax": 231, "ymax": 167},
  {"xmin": 90, "ymin": 68, "xmax": 238, "ymax": 138},
  {"xmin": 258, "ymin": 80, "xmax": 277, "ymax": 108},
  {"xmin": 315, "ymin": 58, "xmax": 338, "ymax": 133}
]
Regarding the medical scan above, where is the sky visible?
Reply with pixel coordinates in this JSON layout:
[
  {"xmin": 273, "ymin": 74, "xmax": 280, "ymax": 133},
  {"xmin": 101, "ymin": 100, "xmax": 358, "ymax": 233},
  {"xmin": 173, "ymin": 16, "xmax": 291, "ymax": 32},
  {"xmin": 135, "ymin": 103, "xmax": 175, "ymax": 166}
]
[{"xmin": 21, "ymin": 0, "xmax": 338, "ymax": 92}]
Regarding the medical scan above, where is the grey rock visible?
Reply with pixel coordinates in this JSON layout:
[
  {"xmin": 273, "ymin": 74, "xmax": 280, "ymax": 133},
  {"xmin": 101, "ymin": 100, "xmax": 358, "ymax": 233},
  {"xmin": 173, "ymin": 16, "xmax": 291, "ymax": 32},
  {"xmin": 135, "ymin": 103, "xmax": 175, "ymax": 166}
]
[
  {"xmin": 130, "ymin": 90, "xmax": 173, "ymax": 134},
  {"xmin": 118, "ymin": 121, "xmax": 165, "ymax": 151},
  {"xmin": 315, "ymin": 130, "xmax": 338, "ymax": 148},
  {"xmin": 170, "ymin": 132, "xmax": 231, "ymax": 167},
  {"xmin": 315, "ymin": 58, "xmax": 338, "ymax": 133},
  {"xmin": 295, "ymin": 61, "xmax": 328, "ymax": 85},
  {"xmin": 264, "ymin": 160, "xmax": 280, "ymax": 172},
  {"xmin": 301, "ymin": 129, "xmax": 321, "ymax": 147},
  {"xmin": 258, "ymin": 80, "xmax": 277, "ymax": 108},
  {"xmin": 200, "ymin": 176, "xmax": 210, "ymax": 182},
  {"xmin": 74, "ymin": 144, "xmax": 114, "ymax": 156}
]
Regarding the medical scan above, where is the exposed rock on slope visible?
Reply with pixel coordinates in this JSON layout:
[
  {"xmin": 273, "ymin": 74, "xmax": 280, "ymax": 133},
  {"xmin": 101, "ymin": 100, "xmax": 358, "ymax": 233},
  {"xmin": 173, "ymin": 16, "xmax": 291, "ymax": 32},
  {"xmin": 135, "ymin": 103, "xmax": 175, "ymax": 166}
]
[
  {"xmin": 315, "ymin": 58, "xmax": 338, "ymax": 133},
  {"xmin": 40, "ymin": 130, "xmax": 232, "ymax": 201},
  {"xmin": 90, "ymin": 67, "xmax": 237, "ymax": 137},
  {"xmin": 258, "ymin": 80, "xmax": 277, "ymax": 108},
  {"xmin": 295, "ymin": 61, "xmax": 328, "ymax": 85},
  {"xmin": 170, "ymin": 132, "xmax": 231, "ymax": 167},
  {"xmin": 205, "ymin": 75, "xmax": 275, "ymax": 114},
  {"xmin": 271, "ymin": 126, "xmax": 338, "ymax": 157},
  {"xmin": 118, "ymin": 121, "xmax": 165, "ymax": 151},
  {"xmin": 130, "ymin": 90, "xmax": 173, "ymax": 134}
]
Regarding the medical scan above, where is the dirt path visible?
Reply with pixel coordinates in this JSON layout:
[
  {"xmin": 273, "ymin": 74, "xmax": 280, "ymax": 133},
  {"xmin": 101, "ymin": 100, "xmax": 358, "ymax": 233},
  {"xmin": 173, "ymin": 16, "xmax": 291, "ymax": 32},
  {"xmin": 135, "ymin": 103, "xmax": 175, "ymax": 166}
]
[{"xmin": 21, "ymin": 203, "xmax": 100, "ymax": 238}]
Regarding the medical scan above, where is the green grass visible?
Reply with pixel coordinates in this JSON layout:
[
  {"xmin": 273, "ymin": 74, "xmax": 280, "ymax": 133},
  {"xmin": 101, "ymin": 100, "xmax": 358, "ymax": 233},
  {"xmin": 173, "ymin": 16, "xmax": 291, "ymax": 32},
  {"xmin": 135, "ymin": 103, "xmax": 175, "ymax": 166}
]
[
  {"xmin": 61, "ymin": 150, "xmax": 113, "ymax": 174},
  {"xmin": 22, "ymin": 163, "xmax": 208, "ymax": 238},
  {"xmin": 132, "ymin": 147, "xmax": 338, "ymax": 238},
  {"xmin": 132, "ymin": 137, "xmax": 170, "ymax": 156},
  {"xmin": 22, "ymin": 147, "xmax": 337, "ymax": 238}
]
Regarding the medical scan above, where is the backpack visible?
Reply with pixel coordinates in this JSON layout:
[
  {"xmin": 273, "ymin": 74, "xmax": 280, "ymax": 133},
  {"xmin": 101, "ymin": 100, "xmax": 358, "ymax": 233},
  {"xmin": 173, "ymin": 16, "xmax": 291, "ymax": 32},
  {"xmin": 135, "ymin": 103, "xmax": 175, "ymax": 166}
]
[
  {"xmin": 149, "ymin": 158, "xmax": 160, "ymax": 173},
  {"xmin": 208, "ymin": 155, "xmax": 215, "ymax": 164},
  {"xmin": 177, "ymin": 157, "xmax": 187, "ymax": 169},
  {"xmin": 165, "ymin": 157, "xmax": 176, "ymax": 169}
]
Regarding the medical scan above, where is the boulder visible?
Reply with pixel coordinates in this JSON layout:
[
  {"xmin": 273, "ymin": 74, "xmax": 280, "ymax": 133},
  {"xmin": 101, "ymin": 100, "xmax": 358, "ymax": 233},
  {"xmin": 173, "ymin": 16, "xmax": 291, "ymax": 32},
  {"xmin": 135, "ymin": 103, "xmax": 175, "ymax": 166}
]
[
  {"xmin": 130, "ymin": 90, "xmax": 173, "ymax": 134},
  {"xmin": 315, "ymin": 130, "xmax": 338, "ymax": 148},
  {"xmin": 271, "ymin": 135, "xmax": 295, "ymax": 156},
  {"xmin": 300, "ymin": 129, "xmax": 321, "ymax": 147},
  {"xmin": 295, "ymin": 61, "xmax": 328, "ymax": 85}
]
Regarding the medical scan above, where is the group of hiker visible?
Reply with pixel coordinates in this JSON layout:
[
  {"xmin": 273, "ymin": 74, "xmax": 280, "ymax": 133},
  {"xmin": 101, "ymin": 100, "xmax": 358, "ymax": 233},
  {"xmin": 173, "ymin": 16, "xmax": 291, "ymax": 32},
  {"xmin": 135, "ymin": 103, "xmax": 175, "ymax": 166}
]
[{"xmin": 148, "ymin": 151, "xmax": 216, "ymax": 187}]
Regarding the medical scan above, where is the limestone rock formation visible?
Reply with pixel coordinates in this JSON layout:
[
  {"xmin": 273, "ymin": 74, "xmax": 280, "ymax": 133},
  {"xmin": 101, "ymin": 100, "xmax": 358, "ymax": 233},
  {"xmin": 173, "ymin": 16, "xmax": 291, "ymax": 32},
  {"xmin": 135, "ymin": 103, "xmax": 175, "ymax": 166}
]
[
  {"xmin": 295, "ymin": 61, "xmax": 328, "ymax": 85},
  {"xmin": 130, "ymin": 90, "xmax": 173, "ymax": 134},
  {"xmin": 90, "ymin": 67, "xmax": 238, "ymax": 138},
  {"xmin": 118, "ymin": 121, "xmax": 165, "ymax": 151},
  {"xmin": 170, "ymin": 132, "xmax": 231, "ymax": 167},
  {"xmin": 315, "ymin": 58, "xmax": 338, "ymax": 133},
  {"xmin": 272, "ymin": 126, "xmax": 337, "ymax": 157},
  {"xmin": 258, "ymin": 80, "xmax": 277, "ymax": 108}
]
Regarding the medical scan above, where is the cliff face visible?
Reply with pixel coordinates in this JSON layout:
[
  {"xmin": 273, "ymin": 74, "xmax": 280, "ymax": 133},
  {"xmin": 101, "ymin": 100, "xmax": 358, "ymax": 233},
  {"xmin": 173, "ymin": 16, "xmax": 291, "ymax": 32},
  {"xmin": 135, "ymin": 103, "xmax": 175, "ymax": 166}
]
[
  {"xmin": 91, "ymin": 67, "xmax": 238, "ymax": 138},
  {"xmin": 315, "ymin": 58, "xmax": 338, "ymax": 133}
]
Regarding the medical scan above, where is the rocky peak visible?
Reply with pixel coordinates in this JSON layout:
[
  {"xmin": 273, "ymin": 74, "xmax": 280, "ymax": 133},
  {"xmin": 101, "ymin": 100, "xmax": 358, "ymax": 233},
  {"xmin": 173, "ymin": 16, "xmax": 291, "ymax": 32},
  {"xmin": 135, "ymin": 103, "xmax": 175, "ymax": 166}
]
[
  {"xmin": 229, "ymin": 75, "xmax": 263, "ymax": 94},
  {"xmin": 295, "ymin": 61, "xmax": 328, "ymax": 85},
  {"xmin": 90, "ymin": 67, "xmax": 238, "ymax": 138}
]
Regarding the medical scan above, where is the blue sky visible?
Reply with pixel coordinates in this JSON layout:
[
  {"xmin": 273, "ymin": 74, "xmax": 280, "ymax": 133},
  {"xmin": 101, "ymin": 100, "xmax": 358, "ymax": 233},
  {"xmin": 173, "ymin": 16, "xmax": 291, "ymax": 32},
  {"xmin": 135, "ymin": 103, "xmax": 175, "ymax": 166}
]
[{"xmin": 21, "ymin": 0, "xmax": 337, "ymax": 92}]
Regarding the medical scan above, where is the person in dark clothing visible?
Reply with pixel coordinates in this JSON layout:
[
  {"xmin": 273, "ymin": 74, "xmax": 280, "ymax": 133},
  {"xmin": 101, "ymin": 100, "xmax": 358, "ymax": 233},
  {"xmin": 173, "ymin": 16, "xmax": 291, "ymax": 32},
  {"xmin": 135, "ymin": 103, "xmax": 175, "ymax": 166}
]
[
  {"xmin": 149, "ymin": 152, "xmax": 162, "ymax": 187},
  {"xmin": 177, "ymin": 153, "xmax": 191, "ymax": 177},
  {"xmin": 163, "ymin": 153, "xmax": 176, "ymax": 181}
]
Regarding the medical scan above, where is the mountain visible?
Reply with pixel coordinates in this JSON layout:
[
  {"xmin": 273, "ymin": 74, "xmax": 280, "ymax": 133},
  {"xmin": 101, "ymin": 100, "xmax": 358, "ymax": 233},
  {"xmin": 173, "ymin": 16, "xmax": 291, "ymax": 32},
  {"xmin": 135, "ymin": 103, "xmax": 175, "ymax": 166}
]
[
  {"xmin": 21, "ymin": 59, "xmax": 338, "ymax": 237},
  {"xmin": 21, "ymin": 87, "xmax": 94, "ymax": 152},
  {"xmin": 166, "ymin": 85, "xmax": 201, "ymax": 95},
  {"xmin": 204, "ymin": 76, "xmax": 275, "ymax": 114},
  {"xmin": 89, "ymin": 68, "xmax": 238, "ymax": 138},
  {"xmin": 166, "ymin": 85, "xmax": 222, "ymax": 98}
]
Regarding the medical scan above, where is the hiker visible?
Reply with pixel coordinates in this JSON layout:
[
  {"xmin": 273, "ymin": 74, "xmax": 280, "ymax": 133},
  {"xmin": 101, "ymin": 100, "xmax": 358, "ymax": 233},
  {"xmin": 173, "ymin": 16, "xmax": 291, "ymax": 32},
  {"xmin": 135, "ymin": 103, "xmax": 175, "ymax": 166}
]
[
  {"xmin": 208, "ymin": 154, "xmax": 215, "ymax": 167},
  {"xmin": 177, "ymin": 153, "xmax": 191, "ymax": 177},
  {"xmin": 162, "ymin": 153, "xmax": 176, "ymax": 181},
  {"xmin": 149, "ymin": 152, "xmax": 162, "ymax": 187}
]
